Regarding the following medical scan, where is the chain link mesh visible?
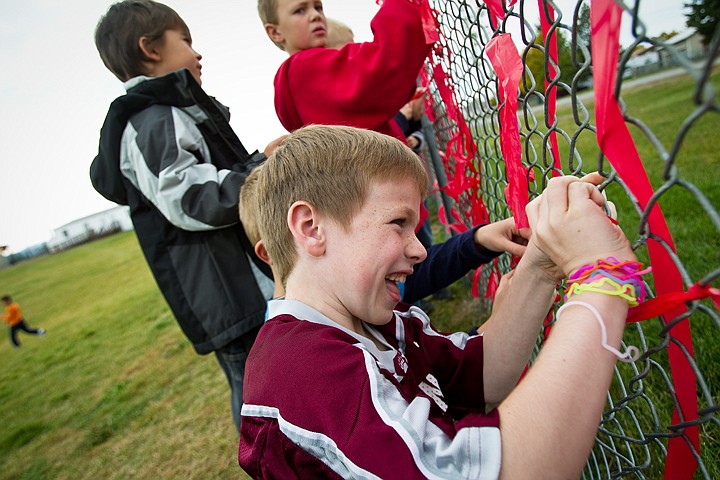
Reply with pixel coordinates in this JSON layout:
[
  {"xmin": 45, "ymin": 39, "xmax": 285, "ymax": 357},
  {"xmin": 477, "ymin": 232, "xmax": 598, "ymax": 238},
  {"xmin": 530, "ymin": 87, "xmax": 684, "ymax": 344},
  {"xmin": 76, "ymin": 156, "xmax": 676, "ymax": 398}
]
[{"xmin": 420, "ymin": 1, "xmax": 719, "ymax": 477}]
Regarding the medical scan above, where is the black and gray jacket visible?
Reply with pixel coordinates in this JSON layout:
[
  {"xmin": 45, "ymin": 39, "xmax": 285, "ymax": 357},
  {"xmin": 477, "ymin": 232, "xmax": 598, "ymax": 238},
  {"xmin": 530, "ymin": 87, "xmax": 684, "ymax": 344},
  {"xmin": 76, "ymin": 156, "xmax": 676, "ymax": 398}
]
[{"xmin": 91, "ymin": 69, "xmax": 272, "ymax": 355}]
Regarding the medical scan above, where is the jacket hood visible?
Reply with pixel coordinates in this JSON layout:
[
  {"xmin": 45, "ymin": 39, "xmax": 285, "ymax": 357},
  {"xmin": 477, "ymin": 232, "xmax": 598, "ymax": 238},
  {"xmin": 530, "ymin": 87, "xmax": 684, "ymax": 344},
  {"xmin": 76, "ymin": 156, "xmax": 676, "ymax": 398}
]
[{"xmin": 90, "ymin": 69, "xmax": 209, "ymax": 205}]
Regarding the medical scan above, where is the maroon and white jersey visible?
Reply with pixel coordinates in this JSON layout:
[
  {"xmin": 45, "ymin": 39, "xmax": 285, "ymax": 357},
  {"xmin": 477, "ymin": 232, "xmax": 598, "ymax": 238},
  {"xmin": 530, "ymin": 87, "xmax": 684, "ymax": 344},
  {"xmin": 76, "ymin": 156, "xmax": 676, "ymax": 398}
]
[{"xmin": 239, "ymin": 299, "xmax": 501, "ymax": 479}]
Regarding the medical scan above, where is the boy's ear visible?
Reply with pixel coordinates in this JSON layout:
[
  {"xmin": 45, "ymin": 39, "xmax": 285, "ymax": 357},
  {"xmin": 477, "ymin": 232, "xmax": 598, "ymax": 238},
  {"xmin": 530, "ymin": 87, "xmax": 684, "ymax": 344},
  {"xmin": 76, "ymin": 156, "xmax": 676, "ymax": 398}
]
[
  {"xmin": 264, "ymin": 23, "xmax": 285, "ymax": 46},
  {"xmin": 287, "ymin": 201, "xmax": 325, "ymax": 257},
  {"xmin": 254, "ymin": 240, "xmax": 273, "ymax": 267},
  {"xmin": 138, "ymin": 36, "xmax": 162, "ymax": 62}
]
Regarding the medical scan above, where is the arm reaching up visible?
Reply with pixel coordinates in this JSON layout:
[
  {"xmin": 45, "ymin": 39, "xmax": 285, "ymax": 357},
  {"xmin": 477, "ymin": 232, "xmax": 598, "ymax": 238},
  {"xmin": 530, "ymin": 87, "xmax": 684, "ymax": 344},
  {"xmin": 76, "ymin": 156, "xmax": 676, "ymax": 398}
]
[{"xmin": 483, "ymin": 175, "xmax": 636, "ymax": 478}]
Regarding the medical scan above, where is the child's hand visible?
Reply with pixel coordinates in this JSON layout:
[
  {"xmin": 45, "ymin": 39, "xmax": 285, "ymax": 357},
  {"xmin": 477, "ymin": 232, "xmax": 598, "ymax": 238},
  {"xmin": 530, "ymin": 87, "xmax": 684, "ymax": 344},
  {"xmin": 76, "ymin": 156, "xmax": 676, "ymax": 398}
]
[
  {"xmin": 400, "ymin": 88, "xmax": 428, "ymax": 121},
  {"xmin": 525, "ymin": 174, "xmax": 636, "ymax": 278},
  {"xmin": 264, "ymin": 135, "xmax": 289, "ymax": 157},
  {"xmin": 406, "ymin": 135, "xmax": 420, "ymax": 149},
  {"xmin": 474, "ymin": 217, "xmax": 529, "ymax": 257}
]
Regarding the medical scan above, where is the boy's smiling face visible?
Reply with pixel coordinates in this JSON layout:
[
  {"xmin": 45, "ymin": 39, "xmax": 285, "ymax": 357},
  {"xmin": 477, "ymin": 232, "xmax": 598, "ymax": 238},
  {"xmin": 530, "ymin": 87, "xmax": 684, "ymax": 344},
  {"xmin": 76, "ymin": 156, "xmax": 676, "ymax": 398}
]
[
  {"xmin": 316, "ymin": 178, "xmax": 427, "ymax": 329},
  {"xmin": 266, "ymin": 0, "xmax": 327, "ymax": 55}
]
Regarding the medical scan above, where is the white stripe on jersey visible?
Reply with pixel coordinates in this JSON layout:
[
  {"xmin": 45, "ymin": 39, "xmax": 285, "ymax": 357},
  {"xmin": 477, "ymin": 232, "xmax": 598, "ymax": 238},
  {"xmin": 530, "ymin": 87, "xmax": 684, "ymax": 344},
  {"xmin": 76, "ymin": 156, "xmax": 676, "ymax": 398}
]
[
  {"xmin": 360, "ymin": 348, "xmax": 502, "ymax": 479},
  {"xmin": 240, "ymin": 404, "xmax": 382, "ymax": 480},
  {"xmin": 399, "ymin": 305, "xmax": 482, "ymax": 348}
]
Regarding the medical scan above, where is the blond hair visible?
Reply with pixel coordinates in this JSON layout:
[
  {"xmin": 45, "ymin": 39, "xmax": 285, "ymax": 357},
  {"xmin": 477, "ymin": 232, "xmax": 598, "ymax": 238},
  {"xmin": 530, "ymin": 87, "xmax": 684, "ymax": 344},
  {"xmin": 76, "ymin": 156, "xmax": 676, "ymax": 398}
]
[
  {"xmin": 239, "ymin": 164, "xmax": 265, "ymax": 247},
  {"xmin": 256, "ymin": 125, "xmax": 428, "ymax": 286},
  {"xmin": 257, "ymin": 0, "xmax": 285, "ymax": 51},
  {"xmin": 326, "ymin": 18, "xmax": 354, "ymax": 49}
]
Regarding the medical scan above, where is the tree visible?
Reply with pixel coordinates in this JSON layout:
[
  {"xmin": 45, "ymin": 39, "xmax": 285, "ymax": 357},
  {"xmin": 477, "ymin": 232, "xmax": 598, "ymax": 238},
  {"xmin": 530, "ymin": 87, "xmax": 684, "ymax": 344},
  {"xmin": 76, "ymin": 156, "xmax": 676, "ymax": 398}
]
[
  {"xmin": 521, "ymin": 26, "xmax": 581, "ymax": 95},
  {"xmin": 575, "ymin": 3, "xmax": 592, "ymax": 63},
  {"xmin": 685, "ymin": 0, "xmax": 720, "ymax": 45}
]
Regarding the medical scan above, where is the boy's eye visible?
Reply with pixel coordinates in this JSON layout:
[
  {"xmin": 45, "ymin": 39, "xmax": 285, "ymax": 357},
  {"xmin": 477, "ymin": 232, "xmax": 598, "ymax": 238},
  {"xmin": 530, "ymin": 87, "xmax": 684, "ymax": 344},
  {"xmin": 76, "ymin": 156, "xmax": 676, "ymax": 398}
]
[{"xmin": 390, "ymin": 218, "xmax": 407, "ymax": 227}]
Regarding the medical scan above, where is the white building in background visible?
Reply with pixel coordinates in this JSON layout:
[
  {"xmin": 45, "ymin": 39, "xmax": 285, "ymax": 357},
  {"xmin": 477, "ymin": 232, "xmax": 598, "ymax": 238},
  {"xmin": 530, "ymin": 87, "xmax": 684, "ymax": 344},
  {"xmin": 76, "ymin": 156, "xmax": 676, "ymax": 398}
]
[
  {"xmin": 657, "ymin": 29, "xmax": 707, "ymax": 65},
  {"xmin": 627, "ymin": 29, "xmax": 708, "ymax": 76},
  {"xmin": 46, "ymin": 205, "xmax": 133, "ymax": 253}
]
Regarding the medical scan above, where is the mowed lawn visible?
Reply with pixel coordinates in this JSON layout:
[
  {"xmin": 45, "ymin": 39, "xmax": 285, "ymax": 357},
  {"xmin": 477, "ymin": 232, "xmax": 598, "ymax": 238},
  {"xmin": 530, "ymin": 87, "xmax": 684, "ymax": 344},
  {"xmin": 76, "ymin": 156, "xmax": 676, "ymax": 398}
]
[{"xmin": 0, "ymin": 232, "xmax": 250, "ymax": 479}]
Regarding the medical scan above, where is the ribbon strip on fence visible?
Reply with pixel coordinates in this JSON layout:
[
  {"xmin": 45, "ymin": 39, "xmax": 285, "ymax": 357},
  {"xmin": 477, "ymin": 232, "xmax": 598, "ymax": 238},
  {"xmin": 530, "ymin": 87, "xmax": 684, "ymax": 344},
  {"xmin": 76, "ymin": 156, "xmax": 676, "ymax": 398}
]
[
  {"xmin": 487, "ymin": 33, "xmax": 530, "ymax": 229},
  {"xmin": 628, "ymin": 283, "xmax": 720, "ymax": 323},
  {"xmin": 591, "ymin": 1, "xmax": 699, "ymax": 477},
  {"xmin": 537, "ymin": 0, "xmax": 562, "ymax": 175}
]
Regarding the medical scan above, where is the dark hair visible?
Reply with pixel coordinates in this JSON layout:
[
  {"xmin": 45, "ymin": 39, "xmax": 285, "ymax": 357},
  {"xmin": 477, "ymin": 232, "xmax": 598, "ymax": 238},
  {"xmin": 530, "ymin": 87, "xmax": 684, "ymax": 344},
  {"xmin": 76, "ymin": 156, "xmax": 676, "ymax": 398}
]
[
  {"xmin": 1, "ymin": 295, "xmax": 11, "ymax": 303},
  {"xmin": 95, "ymin": 0, "xmax": 189, "ymax": 81}
]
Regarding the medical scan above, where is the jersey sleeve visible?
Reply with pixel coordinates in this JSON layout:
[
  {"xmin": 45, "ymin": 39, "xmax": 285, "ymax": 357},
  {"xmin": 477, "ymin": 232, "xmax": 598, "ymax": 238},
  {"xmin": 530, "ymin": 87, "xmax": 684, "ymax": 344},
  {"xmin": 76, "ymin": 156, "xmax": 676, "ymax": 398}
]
[{"xmin": 120, "ymin": 105, "xmax": 257, "ymax": 231}]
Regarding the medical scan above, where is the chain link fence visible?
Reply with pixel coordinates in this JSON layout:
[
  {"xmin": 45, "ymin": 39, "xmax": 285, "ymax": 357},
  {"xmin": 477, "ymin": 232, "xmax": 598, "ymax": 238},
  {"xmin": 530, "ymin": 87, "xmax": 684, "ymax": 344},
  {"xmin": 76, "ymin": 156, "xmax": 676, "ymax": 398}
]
[{"xmin": 418, "ymin": 1, "xmax": 719, "ymax": 477}]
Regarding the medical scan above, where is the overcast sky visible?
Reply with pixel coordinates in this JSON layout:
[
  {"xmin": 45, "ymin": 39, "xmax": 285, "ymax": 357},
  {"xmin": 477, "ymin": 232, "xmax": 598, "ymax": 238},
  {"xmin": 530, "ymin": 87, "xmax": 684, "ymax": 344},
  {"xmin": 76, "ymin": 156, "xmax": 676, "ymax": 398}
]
[{"xmin": 0, "ymin": 0, "xmax": 690, "ymax": 253}]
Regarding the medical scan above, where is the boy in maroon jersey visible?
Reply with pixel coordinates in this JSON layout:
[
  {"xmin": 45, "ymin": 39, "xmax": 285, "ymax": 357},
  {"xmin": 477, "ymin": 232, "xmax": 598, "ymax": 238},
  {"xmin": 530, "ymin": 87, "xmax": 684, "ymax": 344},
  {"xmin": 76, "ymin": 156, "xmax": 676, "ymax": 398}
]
[{"xmin": 239, "ymin": 125, "xmax": 636, "ymax": 478}]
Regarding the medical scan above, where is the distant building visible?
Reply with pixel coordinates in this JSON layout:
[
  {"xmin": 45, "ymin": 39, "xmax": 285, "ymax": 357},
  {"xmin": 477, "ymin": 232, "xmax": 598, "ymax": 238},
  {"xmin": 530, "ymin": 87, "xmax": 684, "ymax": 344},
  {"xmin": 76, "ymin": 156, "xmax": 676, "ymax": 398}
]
[
  {"xmin": 626, "ymin": 29, "xmax": 708, "ymax": 77},
  {"xmin": 46, "ymin": 206, "xmax": 133, "ymax": 253},
  {"xmin": 657, "ymin": 29, "xmax": 706, "ymax": 66}
]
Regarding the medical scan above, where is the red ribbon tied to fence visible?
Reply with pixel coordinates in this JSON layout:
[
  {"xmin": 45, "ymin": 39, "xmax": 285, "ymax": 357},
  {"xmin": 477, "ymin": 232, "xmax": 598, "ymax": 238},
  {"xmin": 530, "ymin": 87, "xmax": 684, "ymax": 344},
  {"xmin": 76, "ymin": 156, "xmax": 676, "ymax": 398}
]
[
  {"xmin": 537, "ymin": 0, "xmax": 562, "ymax": 175},
  {"xmin": 628, "ymin": 283, "xmax": 720, "ymax": 323},
  {"xmin": 381, "ymin": 0, "xmax": 439, "ymax": 43},
  {"xmin": 591, "ymin": 1, "xmax": 699, "ymax": 478},
  {"xmin": 486, "ymin": 34, "xmax": 530, "ymax": 229}
]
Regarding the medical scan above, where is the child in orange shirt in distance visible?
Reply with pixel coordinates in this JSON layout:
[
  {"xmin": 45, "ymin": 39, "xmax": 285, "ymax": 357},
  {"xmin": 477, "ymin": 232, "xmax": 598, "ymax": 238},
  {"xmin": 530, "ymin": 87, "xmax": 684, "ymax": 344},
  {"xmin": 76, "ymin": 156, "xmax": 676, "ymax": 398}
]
[{"xmin": 2, "ymin": 295, "xmax": 45, "ymax": 348}]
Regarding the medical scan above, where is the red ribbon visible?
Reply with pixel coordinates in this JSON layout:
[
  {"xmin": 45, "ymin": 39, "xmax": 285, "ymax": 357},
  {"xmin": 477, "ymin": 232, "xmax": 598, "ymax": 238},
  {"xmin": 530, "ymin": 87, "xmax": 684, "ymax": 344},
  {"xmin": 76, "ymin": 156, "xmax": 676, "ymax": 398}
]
[
  {"xmin": 486, "ymin": 34, "xmax": 529, "ymax": 229},
  {"xmin": 537, "ymin": 0, "xmax": 562, "ymax": 175},
  {"xmin": 429, "ymin": 59, "xmax": 488, "ymax": 225},
  {"xmin": 419, "ymin": 0, "xmax": 440, "ymax": 44},
  {"xmin": 437, "ymin": 204, "xmax": 470, "ymax": 235},
  {"xmin": 482, "ymin": 0, "xmax": 517, "ymax": 29},
  {"xmin": 628, "ymin": 283, "xmax": 720, "ymax": 323},
  {"xmin": 591, "ymin": 1, "xmax": 699, "ymax": 477}
]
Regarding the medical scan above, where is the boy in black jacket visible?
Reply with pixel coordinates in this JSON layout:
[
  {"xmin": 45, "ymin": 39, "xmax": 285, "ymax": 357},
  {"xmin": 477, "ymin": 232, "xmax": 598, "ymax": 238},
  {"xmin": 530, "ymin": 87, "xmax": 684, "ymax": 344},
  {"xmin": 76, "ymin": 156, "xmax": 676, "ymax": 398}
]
[{"xmin": 91, "ymin": 0, "xmax": 281, "ymax": 430}]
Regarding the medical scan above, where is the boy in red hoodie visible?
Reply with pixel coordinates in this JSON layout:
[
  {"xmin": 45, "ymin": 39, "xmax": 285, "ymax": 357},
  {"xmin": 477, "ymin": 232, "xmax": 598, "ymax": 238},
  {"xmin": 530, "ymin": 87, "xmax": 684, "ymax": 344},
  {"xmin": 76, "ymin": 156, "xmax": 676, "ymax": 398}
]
[{"xmin": 259, "ymin": 0, "xmax": 431, "ymax": 143}]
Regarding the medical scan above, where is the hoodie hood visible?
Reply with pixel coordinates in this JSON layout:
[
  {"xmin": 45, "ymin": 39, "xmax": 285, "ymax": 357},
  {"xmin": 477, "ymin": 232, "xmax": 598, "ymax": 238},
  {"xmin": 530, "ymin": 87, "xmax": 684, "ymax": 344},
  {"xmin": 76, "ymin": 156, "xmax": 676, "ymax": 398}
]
[{"xmin": 90, "ymin": 69, "xmax": 217, "ymax": 205}]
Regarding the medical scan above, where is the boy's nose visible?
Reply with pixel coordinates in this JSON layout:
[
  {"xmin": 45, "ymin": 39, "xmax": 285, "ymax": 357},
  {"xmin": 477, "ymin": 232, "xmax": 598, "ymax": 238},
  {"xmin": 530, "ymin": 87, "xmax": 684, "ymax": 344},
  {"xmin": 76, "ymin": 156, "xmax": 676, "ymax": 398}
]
[
  {"xmin": 407, "ymin": 233, "xmax": 428, "ymax": 264},
  {"xmin": 309, "ymin": 6, "xmax": 323, "ymax": 20}
]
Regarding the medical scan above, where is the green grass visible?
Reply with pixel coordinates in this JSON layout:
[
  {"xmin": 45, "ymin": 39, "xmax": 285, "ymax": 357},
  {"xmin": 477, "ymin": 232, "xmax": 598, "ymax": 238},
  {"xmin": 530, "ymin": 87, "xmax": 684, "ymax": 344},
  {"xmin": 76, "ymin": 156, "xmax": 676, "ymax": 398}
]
[{"xmin": 0, "ymin": 232, "xmax": 248, "ymax": 480}]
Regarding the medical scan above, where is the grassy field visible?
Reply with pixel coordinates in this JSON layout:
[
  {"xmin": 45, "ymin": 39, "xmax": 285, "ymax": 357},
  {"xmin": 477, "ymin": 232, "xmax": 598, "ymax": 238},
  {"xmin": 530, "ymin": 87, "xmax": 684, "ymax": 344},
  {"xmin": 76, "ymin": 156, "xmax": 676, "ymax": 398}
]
[
  {"xmin": 0, "ymin": 232, "xmax": 250, "ymax": 479},
  {"xmin": 0, "ymin": 68, "xmax": 717, "ymax": 479}
]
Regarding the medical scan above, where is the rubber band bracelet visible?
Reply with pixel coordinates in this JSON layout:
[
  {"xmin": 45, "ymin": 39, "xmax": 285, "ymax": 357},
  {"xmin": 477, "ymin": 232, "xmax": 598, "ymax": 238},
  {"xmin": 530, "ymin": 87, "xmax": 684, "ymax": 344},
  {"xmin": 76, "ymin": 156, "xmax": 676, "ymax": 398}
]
[
  {"xmin": 566, "ymin": 257, "xmax": 651, "ymax": 306},
  {"xmin": 566, "ymin": 277, "xmax": 641, "ymax": 307},
  {"xmin": 556, "ymin": 301, "xmax": 640, "ymax": 363}
]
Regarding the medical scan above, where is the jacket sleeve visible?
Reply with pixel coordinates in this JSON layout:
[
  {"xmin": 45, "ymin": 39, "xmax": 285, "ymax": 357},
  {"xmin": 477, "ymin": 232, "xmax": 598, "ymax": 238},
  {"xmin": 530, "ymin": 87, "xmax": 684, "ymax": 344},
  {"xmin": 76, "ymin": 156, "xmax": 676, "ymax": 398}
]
[
  {"xmin": 120, "ymin": 105, "xmax": 262, "ymax": 231},
  {"xmin": 402, "ymin": 226, "xmax": 503, "ymax": 303},
  {"xmin": 275, "ymin": 0, "xmax": 432, "ymax": 132}
]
